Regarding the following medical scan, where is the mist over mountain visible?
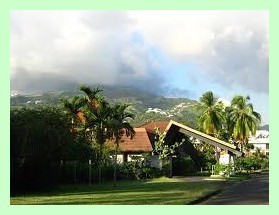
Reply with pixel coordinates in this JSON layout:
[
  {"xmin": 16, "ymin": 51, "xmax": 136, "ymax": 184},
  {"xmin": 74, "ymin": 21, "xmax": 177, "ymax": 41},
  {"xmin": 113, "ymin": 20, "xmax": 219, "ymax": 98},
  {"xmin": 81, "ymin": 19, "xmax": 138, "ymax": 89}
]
[
  {"xmin": 10, "ymin": 68, "xmax": 194, "ymax": 98},
  {"xmin": 10, "ymin": 69, "xmax": 79, "ymax": 93}
]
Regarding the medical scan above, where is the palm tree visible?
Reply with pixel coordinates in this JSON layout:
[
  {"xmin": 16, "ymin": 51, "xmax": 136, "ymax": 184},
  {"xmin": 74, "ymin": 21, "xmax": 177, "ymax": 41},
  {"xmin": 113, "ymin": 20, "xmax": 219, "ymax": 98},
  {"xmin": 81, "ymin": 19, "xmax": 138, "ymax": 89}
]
[
  {"xmin": 80, "ymin": 86, "xmax": 111, "ymax": 185},
  {"xmin": 61, "ymin": 95, "xmax": 86, "ymax": 134},
  {"xmin": 195, "ymin": 91, "xmax": 225, "ymax": 137},
  {"xmin": 108, "ymin": 103, "xmax": 135, "ymax": 187},
  {"xmin": 227, "ymin": 95, "xmax": 261, "ymax": 153},
  {"xmin": 61, "ymin": 96, "xmax": 87, "ymax": 183},
  {"xmin": 80, "ymin": 85, "xmax": 103, "ymax": 112},
  {"xmin": 195, "ymin": 91, "xmax": 225, "ymax": 161}
]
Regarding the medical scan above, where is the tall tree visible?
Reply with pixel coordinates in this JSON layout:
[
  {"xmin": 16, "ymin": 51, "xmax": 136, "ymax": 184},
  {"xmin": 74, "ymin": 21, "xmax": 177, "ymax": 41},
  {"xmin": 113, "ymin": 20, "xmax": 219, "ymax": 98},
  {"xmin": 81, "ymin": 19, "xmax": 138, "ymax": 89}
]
[
  {"xmin": 108, "ymin": 103, "xmax": 135, "ymax": 187},
  {"xmin": 80, "ymin": 85, "xmax": 111, "ymax": 185},
  {"xmin": 195, "ymin": 91, "xmax": 225, "ymax": 161},
  {"xmin": 10, "ymin": 107, "xmax": 74, "ymax": 191},
  {"xmin": 61, "ymin": 95, "xmax": 86, "ymax": 132},
  {"xmin": 80, "ymin": 85, "xmax": 103, "ymax": 112},
  {"xmin": 195, "ymin": 91, "xmax": 225, "ymax": 136},
  {"xmin": 227, "ymin": 95, "xmax": 261, "ymax": 153}
]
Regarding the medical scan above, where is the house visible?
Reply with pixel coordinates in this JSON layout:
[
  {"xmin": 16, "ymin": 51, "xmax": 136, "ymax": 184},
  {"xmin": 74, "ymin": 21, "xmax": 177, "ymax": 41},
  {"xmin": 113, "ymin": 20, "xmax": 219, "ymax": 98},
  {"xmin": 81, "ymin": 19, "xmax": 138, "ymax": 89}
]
[
  {"xmin": 106, "ymin": 120, "xmax": 242, "ymax": 165},
  {"xmin": 106, "ymin": 127, "xmax": 153, "ymax": 163},
  {"xmin": 248, "ymin": 130, "xmax": 269, "ymax": 156}
]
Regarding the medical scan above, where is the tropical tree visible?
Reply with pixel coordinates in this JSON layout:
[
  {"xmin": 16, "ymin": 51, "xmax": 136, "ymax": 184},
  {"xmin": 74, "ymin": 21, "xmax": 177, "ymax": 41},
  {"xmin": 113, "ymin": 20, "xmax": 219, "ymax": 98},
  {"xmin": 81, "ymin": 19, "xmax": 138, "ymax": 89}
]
[
  {"xmin": 195, "ymin": 91, "xmax": 225, "ymax": 161},
  {"xmin": 226, "ymin": 95, "xmax": 261, "ymax": 153},
  {"xmin": 108, "ymin": 103, "xmax": 135, "ymax": 187},
  {"xmin": 153, "ymin": 128, "xmax": 182, "ymax": 177},
  {"xmin": 80, "ymin": 85, "xmax": 112, "ymax": 184},
  {"xmin": 195, "ymin": 91, "xmax": 225, "ymax": 137},
  {"xmin": 10, "ymin": 107, "xmax": 74, "ymax": 191},
  {"xmin": 80, "ymin": 85, "xmax": 103, "ymax": 112},
  {"xmin": 61, "ymin": 95, "xmax": 86, "ymax": 133}
]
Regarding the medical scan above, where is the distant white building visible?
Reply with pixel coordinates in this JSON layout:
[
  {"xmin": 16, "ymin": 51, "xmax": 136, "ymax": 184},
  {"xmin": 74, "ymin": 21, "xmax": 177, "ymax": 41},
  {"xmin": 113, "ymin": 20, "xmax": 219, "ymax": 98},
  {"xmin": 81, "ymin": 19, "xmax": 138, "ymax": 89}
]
[
  {"xmin": 146, "ymin": 108, "xmax": 167, "ymax": 115},
  {"xmin": 35, "ymin": 100, "xmax": 43, "ymax": 104},
  {"xmin": 248, "ymin": 130, "xmax": 269, "ymax": 156}
]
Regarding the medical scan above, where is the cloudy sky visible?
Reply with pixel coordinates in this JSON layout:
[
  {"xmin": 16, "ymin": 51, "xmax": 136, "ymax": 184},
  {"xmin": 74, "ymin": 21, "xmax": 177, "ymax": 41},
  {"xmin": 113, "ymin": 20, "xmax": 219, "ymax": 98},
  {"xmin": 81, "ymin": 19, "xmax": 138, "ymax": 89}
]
[{"xmin": 10, "ymin": 10, "xmax": 269, "ymax": 124}]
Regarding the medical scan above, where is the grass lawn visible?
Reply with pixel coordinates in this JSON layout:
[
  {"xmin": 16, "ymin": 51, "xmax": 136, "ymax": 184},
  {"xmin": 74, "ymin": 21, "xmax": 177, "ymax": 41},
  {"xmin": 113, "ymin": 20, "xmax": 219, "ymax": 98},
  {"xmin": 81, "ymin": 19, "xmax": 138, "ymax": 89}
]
[{"xmin": 10, "ymin": 177, "xmax": 220, "ymax": 205}]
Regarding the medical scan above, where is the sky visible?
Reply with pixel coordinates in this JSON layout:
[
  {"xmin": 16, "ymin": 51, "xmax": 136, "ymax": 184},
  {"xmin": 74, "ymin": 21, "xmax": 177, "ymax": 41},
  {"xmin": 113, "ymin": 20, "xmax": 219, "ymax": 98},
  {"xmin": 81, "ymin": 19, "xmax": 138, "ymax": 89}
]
[{"xmin": 10, "ymin": 10, "xmax": 269, "ymax": 124}]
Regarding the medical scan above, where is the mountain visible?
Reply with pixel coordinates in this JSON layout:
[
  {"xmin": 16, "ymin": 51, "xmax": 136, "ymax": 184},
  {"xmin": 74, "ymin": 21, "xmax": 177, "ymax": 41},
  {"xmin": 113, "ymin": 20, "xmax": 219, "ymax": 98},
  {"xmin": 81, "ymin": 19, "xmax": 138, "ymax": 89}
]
[{"xmin": 10, "ymin": 85, "xmax": 199, "ymax": 128}]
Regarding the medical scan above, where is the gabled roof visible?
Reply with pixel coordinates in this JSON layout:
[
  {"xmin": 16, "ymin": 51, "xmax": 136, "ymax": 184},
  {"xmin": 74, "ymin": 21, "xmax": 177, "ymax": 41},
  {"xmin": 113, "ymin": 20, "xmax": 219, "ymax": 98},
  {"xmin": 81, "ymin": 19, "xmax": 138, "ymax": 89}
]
[
  {"xmin": 106, "ymin": 120, "xmax": 242, "ymax": 156},
  {"xmin": 106, "ymin": 128, "xmax": 153, "ymax": 153},
  {"xmin": 165, "ymin": 120, "xmax": 242, "ymax": 156}
]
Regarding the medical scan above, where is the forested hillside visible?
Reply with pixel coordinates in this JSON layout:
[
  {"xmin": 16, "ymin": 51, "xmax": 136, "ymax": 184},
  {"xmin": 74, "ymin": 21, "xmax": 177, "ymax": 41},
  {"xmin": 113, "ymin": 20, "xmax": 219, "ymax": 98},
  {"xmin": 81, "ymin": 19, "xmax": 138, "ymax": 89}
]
[{"xmin": 10, "ymin": 86, "xmax": 199, "ymax": 128}]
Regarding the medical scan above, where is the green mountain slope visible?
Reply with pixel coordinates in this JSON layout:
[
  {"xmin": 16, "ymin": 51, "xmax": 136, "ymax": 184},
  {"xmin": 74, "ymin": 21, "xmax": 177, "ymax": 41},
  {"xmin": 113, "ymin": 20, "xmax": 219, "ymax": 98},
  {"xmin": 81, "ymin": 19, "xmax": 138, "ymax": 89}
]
[{"xmin": 10, "ymin": 86, "xmax": 199, "ymax": 128}]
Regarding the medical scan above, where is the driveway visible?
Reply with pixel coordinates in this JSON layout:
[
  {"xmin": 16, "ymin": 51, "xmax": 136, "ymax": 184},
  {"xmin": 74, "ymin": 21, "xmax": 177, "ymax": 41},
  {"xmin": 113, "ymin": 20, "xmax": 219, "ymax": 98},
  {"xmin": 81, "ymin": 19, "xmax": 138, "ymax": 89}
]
[{"xmin": 200, "ymin": 172, "xmax": 269, "ymax": 205}]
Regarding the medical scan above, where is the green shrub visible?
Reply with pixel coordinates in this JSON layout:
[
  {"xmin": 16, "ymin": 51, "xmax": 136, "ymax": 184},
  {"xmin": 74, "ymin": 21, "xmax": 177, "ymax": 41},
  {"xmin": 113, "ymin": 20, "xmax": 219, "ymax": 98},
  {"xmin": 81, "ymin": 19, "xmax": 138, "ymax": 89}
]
[
  {"xmin": 260, "ymin": 158, "xmax": 269, "ymax": 170},
  {"xmin": 119, "ymin": 156, "xmax": 164, "ymax": 180},
  {"xmin": 235, "ymin": 156, "xmax": 269, "ymax": 173},
  {"xmin": 173, "ymin": 155, "xmax": 197, "ymax": 176},
  {"xmin": 214, "ymin": 163, "xmax": 234, "ymax": 177}
]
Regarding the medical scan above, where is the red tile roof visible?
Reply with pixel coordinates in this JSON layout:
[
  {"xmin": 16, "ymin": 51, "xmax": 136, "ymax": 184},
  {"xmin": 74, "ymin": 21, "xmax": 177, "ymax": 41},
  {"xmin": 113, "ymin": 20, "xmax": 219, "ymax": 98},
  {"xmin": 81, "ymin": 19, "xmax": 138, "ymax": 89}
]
[
  {"xmin": 106, "ymin": 128, "xmax": 153, "ymax": 153},
  {"xmin": 139, "ymin": 121, "xmax": 170, "ymax": 133}
]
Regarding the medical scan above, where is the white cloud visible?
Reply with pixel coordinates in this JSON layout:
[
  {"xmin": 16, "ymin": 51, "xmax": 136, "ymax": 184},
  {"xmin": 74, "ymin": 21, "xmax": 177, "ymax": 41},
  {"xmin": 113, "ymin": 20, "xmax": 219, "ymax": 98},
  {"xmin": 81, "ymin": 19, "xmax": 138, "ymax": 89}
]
[
  {"xmin": 128, "ymin": 10, "xmax": 269, "ymax": 93},
  {"xmin": 10, "ymin": 10, "xmax": 268, "ymax": 95}
]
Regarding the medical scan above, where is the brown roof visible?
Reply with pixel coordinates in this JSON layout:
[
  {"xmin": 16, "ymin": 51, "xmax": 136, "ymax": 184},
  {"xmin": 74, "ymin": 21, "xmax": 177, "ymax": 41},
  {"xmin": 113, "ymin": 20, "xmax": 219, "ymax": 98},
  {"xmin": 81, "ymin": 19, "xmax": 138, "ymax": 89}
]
[
  {"xmin": 139, "ymin": 121, "xmax": 170, "ymax": 133},
  {"xmin": 106, "ymin": 128, "xmax": 153, "ymax": 153}
]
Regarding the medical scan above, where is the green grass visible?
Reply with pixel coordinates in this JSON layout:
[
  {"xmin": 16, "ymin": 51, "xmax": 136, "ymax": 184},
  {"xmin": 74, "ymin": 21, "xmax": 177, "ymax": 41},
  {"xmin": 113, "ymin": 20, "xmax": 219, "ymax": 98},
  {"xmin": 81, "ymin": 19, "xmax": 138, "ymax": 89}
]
[{"xmin": 10, "ymin": 177, "xmax": 219, "ymax": 205}]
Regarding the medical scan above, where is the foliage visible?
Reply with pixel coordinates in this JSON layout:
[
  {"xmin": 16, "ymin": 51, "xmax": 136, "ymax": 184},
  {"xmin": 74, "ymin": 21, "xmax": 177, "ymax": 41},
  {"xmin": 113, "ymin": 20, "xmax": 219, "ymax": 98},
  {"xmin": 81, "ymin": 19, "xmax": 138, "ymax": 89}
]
[
  {"xmin": 119, "ymin": 156, "xmax": 164, "ymax": 180},
  {"xmin": 79, "ymin": 86, "xmax": 111, "ymax": 184},
  {"xmin": 11, "ymin": 86, "xmax": 199, "ymax": 129},
  {"xmin": 195, "ymin": 91, "xmax": 225, "ymax": 137},
  {"xmin": 194, "ymin": 142, "xmax": 217, "ymax": 170},
  {"xmin": 214, "ymin": 163, "xmax": 234, "ymax": 177},
  {"xmin": 226, "ymin": 95, "xmax": 261, "ymax": 152},
  {"xmin": 108, "ymin": 103, "xmax": 135, "ymax": 186},
  {"xmin": 10, "ymin": 106, "xmax": 75, "ymax": 192},
  {"xmin": 172, "ymin": 155, "xmax": 197, "ymax": 176},
  {"xmin": 234, "ymin": 156, "xmax": 269, "ymax": 173},
  {"xmin": 153, "ymin": 127, "xmax": 182, "ymax": 160}
]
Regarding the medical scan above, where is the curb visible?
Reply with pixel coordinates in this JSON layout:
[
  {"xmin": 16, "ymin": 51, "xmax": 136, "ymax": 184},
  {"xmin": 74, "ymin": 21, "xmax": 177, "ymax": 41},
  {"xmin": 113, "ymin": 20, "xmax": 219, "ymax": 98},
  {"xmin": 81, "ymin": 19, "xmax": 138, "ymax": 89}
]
[{"xmin": 186, "ymin": 189, "xmax": 223, "ymax": 205}]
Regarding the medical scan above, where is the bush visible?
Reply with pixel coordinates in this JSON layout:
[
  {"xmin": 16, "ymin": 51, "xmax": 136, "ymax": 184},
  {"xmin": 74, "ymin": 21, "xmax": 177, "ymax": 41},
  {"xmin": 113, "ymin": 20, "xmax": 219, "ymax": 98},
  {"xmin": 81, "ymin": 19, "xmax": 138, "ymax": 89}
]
[
  {"xmin": 173, "ymin": 155, "xmax": 197, "ymax": 176},
  {"xmin": 260, "ymin": 158, "xmax": 269, "ymax": 170},
  {"xmin": 10, "ymin": 107, "xmax": 74, "ymax": 193},
  {"xmin": 235, "ymin": 156, "xmax": 269, "ymax": 173},
  {"xmin": 214, "ymin": 163, "xmax": 234, "ymax": 177},
  {"xmin": 119, "ymin": 156, "xmax": 164, "ymax": 180}
]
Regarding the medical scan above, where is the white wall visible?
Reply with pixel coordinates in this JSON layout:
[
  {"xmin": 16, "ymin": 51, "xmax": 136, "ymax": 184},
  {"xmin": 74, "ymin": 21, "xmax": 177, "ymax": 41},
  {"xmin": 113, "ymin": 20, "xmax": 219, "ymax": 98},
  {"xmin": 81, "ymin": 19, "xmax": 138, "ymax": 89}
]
[{"xmin": 219, "ymin": 153, "xmax": 234, "ymax": 165}]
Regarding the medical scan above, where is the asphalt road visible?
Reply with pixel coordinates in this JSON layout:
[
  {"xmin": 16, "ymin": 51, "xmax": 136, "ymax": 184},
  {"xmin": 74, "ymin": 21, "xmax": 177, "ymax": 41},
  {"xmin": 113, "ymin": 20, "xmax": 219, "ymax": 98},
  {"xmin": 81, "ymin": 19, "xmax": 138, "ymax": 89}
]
[{"xmin": 200, "ymin": 172, "xmax": 269, "ymax": 205}]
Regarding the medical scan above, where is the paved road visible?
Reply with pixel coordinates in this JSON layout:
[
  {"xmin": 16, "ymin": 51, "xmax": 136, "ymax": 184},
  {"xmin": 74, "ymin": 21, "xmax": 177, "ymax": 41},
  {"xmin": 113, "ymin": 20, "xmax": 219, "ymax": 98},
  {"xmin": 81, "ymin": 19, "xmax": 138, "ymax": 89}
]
[{"xmin": 200, "ymin": 172, "xmax": 269, "ymax": 205}]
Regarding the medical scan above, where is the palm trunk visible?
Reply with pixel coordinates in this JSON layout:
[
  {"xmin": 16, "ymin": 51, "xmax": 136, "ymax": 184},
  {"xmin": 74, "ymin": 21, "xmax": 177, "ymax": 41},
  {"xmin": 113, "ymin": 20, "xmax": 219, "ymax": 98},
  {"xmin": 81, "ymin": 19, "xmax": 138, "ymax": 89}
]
[
  {"xmin": 240, "ymin": 143, "xmax": 244, "ymax": 154},
  {"xmin": 113, "ymin": 143, "xmax": 119, "ymax": 187},
  {"xmin": 98, "ymin": 124, "xmax": 104, "ymax": 186},
  {"xmin": 98, "ymin": 143, "xmax": 103, "ymax": 186}
]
